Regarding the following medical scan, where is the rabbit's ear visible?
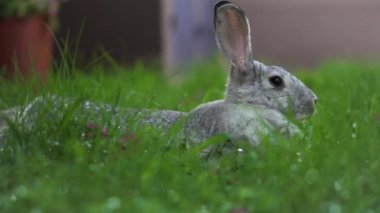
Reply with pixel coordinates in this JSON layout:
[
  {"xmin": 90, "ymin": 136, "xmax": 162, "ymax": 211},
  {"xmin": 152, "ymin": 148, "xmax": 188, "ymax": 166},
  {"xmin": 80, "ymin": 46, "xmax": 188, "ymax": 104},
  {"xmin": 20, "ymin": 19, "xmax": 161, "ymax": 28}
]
[{"xmin": 214, "ymin": 1, "xmax": 253, "ymax": 70}]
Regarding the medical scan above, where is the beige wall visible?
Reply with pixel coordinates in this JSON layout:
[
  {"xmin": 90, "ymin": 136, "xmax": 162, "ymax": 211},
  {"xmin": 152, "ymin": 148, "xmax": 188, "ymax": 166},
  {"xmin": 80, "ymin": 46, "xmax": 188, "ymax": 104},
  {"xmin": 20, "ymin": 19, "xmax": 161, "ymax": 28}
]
[{"xmin": 233, "ymin": 0, "xmax": 380, "ymax": 67}]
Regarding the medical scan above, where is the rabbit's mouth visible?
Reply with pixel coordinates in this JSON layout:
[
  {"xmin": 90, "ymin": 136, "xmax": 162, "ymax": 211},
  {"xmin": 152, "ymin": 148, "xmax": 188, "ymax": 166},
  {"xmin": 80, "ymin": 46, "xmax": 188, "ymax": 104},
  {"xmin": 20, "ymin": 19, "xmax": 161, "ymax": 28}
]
[
  {"xmin": 291, "ymin": 95, "xmax": 317, "ymax": 120},
  {"xmin": 295, "ymin": 113, "xmax": 313, "ymax": 120},
  {"xmin": 294, "ymin": 107, "xmax": 316, "ymax": 120}
]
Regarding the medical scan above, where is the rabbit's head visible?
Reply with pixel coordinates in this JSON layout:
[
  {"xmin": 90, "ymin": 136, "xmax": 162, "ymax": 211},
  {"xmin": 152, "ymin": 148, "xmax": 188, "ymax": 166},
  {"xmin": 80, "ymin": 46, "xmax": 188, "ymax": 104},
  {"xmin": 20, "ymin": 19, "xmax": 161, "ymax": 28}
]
[{"xmin": 214, "ymin": 1, "xmax": 317, "ymax": 119}]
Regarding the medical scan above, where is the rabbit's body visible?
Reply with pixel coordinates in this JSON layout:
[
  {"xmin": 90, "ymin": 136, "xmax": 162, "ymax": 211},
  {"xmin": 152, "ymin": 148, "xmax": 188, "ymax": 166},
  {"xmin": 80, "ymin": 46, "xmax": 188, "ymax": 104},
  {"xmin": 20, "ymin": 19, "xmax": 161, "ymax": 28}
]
[
  {"xmin": 0, "ymin": 97, "xmax": 297, "ymax": 146},
  {"xmin": 0, "ymin": 1, "xmax": 317, "ymax": 149},
  {"xmin": 185, "ymin": 99, "xmax": 301, "ymax": 146}
]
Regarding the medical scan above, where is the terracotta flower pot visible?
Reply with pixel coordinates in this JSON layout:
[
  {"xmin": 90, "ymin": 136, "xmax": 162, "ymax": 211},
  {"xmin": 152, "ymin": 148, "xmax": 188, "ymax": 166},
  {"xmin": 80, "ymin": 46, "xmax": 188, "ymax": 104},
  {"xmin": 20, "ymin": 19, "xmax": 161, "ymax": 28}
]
[{"xmin": 0, "ymin": 15, "xmax": 53, "ymax": 81}]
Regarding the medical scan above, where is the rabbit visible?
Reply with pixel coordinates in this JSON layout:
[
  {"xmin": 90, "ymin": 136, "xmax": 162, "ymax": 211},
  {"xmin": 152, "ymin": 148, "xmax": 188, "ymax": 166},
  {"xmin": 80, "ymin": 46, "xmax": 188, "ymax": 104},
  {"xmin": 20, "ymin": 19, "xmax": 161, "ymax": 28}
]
[
  {"xmin": 184, "ymin": 1, "xmax": 317, "ymax": 146},
  {"xmin": 0, "ymin": 1, "xmax": 317, "ymax": 150}
]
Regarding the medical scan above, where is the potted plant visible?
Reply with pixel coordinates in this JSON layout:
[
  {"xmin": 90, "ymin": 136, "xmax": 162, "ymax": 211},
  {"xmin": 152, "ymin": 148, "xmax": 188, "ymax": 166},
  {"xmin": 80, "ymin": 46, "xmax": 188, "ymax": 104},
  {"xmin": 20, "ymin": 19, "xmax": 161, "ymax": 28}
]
[{"xmin": 0, "ymin": 0, "xmax": 65, "ymax": 81}]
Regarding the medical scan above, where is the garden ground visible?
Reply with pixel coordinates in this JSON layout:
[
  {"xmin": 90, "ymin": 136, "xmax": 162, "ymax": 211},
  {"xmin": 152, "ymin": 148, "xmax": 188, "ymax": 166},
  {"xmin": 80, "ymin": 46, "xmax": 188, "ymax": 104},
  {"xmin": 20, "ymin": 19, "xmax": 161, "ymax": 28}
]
[{"xmin": 0, "ymin": 59, "xmax": 379, "ymax": 212}]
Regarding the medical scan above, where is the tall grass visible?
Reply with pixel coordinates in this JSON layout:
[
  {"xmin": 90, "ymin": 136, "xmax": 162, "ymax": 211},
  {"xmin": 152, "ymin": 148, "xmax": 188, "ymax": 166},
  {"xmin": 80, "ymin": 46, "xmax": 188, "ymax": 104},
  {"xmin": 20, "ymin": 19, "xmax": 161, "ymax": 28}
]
[{"xmin": 0, "ymin": 59, "xmax": 379, "ymax": 212}]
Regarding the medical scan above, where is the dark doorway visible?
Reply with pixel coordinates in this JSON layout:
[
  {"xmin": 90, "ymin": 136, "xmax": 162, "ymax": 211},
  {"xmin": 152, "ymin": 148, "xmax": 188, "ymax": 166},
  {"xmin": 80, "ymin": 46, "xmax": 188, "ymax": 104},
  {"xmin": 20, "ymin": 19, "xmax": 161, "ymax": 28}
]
[{"xmin": 57, "ymin": 0, "xmax": 161, "ymax": 66}]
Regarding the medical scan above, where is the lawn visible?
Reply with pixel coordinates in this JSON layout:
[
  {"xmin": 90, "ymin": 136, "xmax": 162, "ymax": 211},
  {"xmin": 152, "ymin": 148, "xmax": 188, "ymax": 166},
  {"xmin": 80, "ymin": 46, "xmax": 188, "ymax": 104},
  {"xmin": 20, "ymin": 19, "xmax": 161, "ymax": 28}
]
[{"xmin": 0, "ymin": 59, "xmax": 380, "ymax": 212}]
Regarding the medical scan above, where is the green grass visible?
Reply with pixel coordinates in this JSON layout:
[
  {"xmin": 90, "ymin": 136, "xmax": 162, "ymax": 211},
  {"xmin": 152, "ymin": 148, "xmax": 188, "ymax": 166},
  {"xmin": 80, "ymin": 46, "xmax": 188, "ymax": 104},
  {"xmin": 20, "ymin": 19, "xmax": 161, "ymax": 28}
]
[{"xmin": 0, "ymin": 59, "xmax": 380, "ymax": 212}]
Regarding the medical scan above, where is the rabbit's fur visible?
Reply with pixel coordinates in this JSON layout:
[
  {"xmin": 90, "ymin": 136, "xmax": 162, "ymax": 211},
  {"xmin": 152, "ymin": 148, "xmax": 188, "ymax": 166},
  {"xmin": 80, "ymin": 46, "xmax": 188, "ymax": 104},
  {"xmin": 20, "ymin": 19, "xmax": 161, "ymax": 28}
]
[
  {"xmin": 0, "ymin": 1, "xmax": 317, "ymax": 149},
  {"xmin": 185, "ymin": 1, "xmax": 317, "ymax": 146}
]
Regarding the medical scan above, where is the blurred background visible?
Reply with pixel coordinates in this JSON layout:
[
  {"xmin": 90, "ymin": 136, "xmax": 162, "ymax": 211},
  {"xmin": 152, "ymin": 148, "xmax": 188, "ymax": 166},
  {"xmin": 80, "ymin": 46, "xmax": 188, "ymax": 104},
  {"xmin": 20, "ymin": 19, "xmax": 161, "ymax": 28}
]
[
  {"xmin": 1, "ymin": 0, "xmax": 380, "ymax": 78},
  {"xmin": 57, "ymin": 0, "xmax": 217, "ymax": 72},
  {"xmin": 57, "ymin": 0, "xmax": 380, "ymax": 69}
]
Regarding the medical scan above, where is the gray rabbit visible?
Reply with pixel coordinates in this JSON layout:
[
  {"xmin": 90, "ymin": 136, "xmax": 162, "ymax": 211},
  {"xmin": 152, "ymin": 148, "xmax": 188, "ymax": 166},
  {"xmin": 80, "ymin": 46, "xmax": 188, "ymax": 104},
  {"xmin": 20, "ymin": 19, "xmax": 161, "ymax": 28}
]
[
  {"xmin": 185, "ymin": 1, "xmax": 317, "ymax": 146},
  {"xmin": 0, "ymin": 1, "xmax": 317, "ymax": 149}
]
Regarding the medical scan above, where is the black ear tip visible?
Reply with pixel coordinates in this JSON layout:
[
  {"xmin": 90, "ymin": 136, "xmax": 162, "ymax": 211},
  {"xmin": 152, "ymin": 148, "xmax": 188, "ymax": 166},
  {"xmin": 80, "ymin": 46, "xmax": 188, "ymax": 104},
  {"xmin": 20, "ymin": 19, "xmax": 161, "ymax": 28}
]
[
  {"xmin": 214, "ymin": 1, "xmax": 233, "ymax": 14},
  {"xmin": 214, "ymin": 1, "xmax": 234, "ymax": 29}
]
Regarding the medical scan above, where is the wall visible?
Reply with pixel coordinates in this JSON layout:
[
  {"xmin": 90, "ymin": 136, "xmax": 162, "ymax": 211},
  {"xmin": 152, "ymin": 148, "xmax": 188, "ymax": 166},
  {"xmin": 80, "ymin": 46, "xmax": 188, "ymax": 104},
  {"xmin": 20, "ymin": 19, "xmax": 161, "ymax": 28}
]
[
  {"xmin": 233, "ymin": 0, "xmax": 380, "ymax": 67},
  {"xmin": 57, "ymin": 0, "xmax": 380, "ymax": 69},
  {"xmin": 161, "ymin": 0, "xmax": 216, "ymax": 72}
]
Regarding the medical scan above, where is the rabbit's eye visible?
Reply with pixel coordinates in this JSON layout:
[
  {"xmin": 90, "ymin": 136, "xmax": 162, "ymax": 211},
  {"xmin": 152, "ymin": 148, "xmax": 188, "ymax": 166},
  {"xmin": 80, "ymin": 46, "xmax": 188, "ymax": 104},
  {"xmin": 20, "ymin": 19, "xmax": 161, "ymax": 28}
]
[{"xmin": 269, "ymin": 76, "xmax": 284, "ymax": 88}]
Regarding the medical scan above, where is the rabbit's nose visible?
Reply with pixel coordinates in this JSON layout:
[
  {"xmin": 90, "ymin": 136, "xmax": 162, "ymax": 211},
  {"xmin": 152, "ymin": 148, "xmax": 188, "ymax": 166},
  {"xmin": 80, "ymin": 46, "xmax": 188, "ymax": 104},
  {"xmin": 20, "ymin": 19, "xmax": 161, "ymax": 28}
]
[{"xmin": 310, "ymin": 91, "xmax": 318, "ymax": 105}]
